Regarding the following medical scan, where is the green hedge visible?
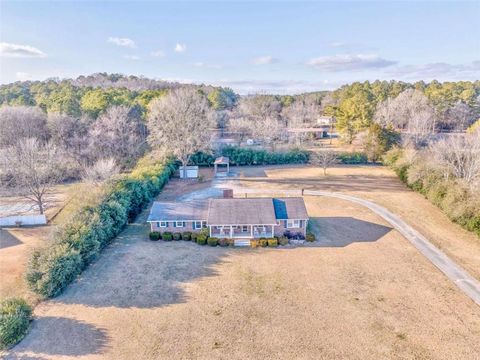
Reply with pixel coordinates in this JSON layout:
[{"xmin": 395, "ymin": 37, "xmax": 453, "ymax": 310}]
[
  {"xmin": 337, "ymin": 152, "xmax": 368, "ymax": 164},
  {"xmin": 0, "ymin": 298, "xmax": 32, "ymax": 350},
  {"xmin": 384, "ymin": 148, "xmax": 480, "ymax": 238},
  {"xmin": 189, "ymin": 147, "xmax": 310, "ymax": 166},
  {"xmin": 189, "ymin": 147, "xmax": 370, "ymax": 167},
  {"xmin": 26, "ymin": 158, "xmax": 176, "ymax": 298}
]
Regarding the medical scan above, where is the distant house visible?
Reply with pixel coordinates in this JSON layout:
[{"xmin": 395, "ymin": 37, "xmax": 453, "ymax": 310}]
[{"xmin": 147, "ymin": 197, "xmax": 308, "ymax": 240}]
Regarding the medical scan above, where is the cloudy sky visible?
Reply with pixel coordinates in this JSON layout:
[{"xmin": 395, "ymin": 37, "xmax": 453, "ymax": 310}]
[{"xmin": 0, "ymin": 1, "xmax": 479, "ymax": 94}]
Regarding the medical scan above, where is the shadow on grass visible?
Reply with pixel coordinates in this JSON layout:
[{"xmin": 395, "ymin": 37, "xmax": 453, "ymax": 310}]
[
  {"xmin": 310, "ymin": 217, "xmax": 393, "ymax": 247},
  {"xmin": 7, "ymin": 317, "xmax": 109, "ymax": 358},
  {"xmin": 55, "ymin": 220, "xmax": 235, "ymax": 308},
  {"xmin": 0, "ymin": 229, "xmax": 22, "ymax": 249}
]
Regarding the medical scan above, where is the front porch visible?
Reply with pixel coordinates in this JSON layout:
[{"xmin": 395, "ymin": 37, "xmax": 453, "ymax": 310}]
[{"xmin": 209, "ymin": 224, "xmax": 274, "ymax": 239}]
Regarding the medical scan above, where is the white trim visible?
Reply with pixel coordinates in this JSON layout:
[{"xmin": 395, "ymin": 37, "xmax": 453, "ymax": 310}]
[
  {"xmin": 286, "ymin": 219, "xmax": 301, "ymax": 228},
  {"xmin": 159, "ymin": 221, "xmax": 167, "ymax": 228},
  {"xmin": 175, "ymin": 221, "xmax": 184, "ymax": 228}
]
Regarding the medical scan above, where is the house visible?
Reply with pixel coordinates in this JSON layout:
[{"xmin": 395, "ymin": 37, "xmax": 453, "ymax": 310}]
[{"xmin": 147, "ymin": 197, "xmax": 308, "ymax": 240}]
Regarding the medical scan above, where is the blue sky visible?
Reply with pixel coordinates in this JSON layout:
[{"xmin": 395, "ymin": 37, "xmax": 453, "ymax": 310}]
[{"xmin": 1, "ymin": 1, "xmax": 479, "ymax": 94}]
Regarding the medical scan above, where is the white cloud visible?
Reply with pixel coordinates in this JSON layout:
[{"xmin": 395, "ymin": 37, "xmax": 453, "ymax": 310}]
[
  {"xmin": 0, "ymin": 42, "xmax": 47, "ymax": 58},
  {"xmin": 192, "ymin": 62, "xmax": 222, "ymax": 69},
  {"xmin": 251, "ymin": 55, "xmax": 278, "ymax": 65},
  {"xmin": 215, "ymin": 79, "xmax": 340, "ymax": 95},
  {"xmin": 15, "ymin": 72, "xmax": 33, "ymax": 81},
  {"xmin": 307, "ymin": 54, "xmax": 396, "ymax": 72},
  {"xmin": 389, "ymin": 61, "xmax": 480, "ymax": 80},
  {"xmin": 123, "ymin": 54, "xmax": 140, "ymax": 60},
  {"xmin": 330, "ymin": 42, "xmax": 346, "ymax": 48},
  {"xmin": 107, "ymin": 37, "xmax": 136, "ymax": 48},
  {"xmin": 174, "ymin": 43, "xmax": 186, "ymax": 53},
  {"xmin": 151, "ymin": 50, "xmax": 165, "ymax": 58}
]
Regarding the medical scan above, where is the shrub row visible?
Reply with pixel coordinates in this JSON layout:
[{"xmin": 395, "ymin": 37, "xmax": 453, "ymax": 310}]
[
  {"xmin": 337, "ymin": 152, "xmax": 369, "ymax": 164},
  {"xmin": 149, "ymin": 231, "xmax": 316, "ymax": 246},
  {"xmin": 26, "ymin": 158, "xmax": 176, "ymax": 298},
  {"xmin": 189, "ymin": 147, "xmax": 310, "ymax": 166},
  {"xmin": 384, "ymin": 148, "xmax": 480, "ymax": 237},
  {"xmin": 0, "ymin": 298, "xmax": 32, "ymax": 350}
]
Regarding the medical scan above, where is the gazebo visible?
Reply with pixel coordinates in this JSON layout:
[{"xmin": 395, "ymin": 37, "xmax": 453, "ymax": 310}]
[{"xmin": 214, "ymin": 156, "xmax": 230, "ymax": 177}]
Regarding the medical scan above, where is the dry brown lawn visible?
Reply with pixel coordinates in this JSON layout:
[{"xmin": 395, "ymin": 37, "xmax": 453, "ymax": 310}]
[
  {"xmin": 239, "ymin": 165, "xmax": 480, "ymax": 281},
  {"xmin": 0, "ymin": 227, "xmax": 50, "ymax": 303},
  {"xmin": 6, "ymin": 165, "xmax": 480, "ymax": 359},
  {"xmin": 0, "ymin": 182, "xmax": 78, "ymax": 302}
]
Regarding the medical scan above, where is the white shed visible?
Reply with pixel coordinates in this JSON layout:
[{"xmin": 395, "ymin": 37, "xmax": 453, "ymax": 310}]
[{"xmin": 179, "ymin": 166, "xmax": 199, "ymax": 178}]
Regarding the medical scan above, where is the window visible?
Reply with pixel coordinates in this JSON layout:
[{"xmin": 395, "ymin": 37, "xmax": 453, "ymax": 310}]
[
  {"xmin": 159, "ymin": 221, "xmax": 167, "ymax": 228},
  {"xmin": 175, "ymin": 221, "xmax": 184, "ymax": 228},
  {"xmin": 194, "ymin": 221, "xmax": 203, "ymax": 230},
  {"xmin": 287, "ymin": 220, "xmax": 300, "ymax": 228},
  {"xmin": 242, "ymin": 225, "xmax": 248, "ymax": 232}
]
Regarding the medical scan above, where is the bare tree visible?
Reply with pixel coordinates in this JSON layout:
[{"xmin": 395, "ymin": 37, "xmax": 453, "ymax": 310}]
[
  {"xmin": 374, "ymin": 89, "xmax": 436, "ymax": 146},
  {"xmin": 235, "ymin": 95, "xmax": 284, "ymax": 149},
  {"xmin": 282, "ymin": 100, "xmax": 319, "ymax": 146},
  {"xmin": 228, "ymin": 117, "xmax": 253, "ymax": 145},
  {"xmin": 310, "ymin": 149, "xmax": 339, "ymax": 175},
  {"xmin": 440, "ymin": 101, "xmax": 475, "ymax": 131},
  {"xmin": 48, "ymin": 112, "xmax": 92, "ymax": 164},
  {"xmin": 0, "ymin": 106, "xmax": 49, "ymax": 148},
  {"xmin": 89, "ymin": 106, "xmax": 146, "ymax": 167},
  {"xmin": 429, "ymin": 133, "xmax": 480, "ymax": 186},
  {"xmin": 82, "ymin": 158, "xmax": 119, "ymax": 185},
  {"xmin": 1, "ymin": 138, "xmax": 60, "ymax": 214},
  {"xmin": 147, "ymin": 88, "xmax": 215, "ymax": 178}
]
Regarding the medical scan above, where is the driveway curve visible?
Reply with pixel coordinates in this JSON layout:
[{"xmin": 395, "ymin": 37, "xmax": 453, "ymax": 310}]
[
  {"xmin": 303, "ymin": 190, "xmax": 480, "ymax": 306},
  {"xmin": 216, "ymin": 181, "xmax": 480, "ymax": 306}
]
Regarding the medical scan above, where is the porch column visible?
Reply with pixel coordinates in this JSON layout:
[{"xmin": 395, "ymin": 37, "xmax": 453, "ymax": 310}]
[
  {"xmin": 270, "ymin": 225, "xmax": 273, "ymax": 238},
  {"xmin": 230, "ymin": 225, "xmax": 233, "ymax": 238},
  {"xmin": 250, "ymin": 225, "xmax": 253, "ymax": 237},
  {"xmin": 209, "ymin": 226, "xmax": 212, "ymax": 237}
]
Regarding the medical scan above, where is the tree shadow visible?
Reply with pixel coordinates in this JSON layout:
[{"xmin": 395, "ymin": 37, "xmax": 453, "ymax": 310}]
[
  {"xmin": 0, "ymin": 229, "xmax": 22, "ymax": 249},
  {"xmin": 57, "ymin": 234, "xmax": 234, "ymax": 308},
  {"xmin": 309, "ymin": 217, "xmax": 393, "ymax": 247},
  {"xmin": 7, "ymin": 317, "xmax": 109, "ymax": 357}
]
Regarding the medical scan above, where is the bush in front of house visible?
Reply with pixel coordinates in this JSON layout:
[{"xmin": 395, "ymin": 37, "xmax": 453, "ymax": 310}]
[
  {"xmin": 258, "ymin": 238, "xmax": 268, "ymax": 247},
  {"xmin": 190, "ymin": 232, "xmax": 198, "ymax": 242},
  {"xmin": 277, "ymin": 236, "xmax": 289, "ymax": 246},
  {"xmin": 162, "ymin": 232, "xmax": 173, "ymax": 241},
  {"xmin": 197, "ymin": 234, "xmax": 208, "ymax": 245},
  {"xmin": 173, "ymin": 232, "xmax": 182, "ymax": 241},
  {"xmin": 267, "ymin": 238, "xmax": 278, "ymax": 247},
  {"xmin": 26, "ymin": 157, "xmax": 176, "ymax": 298},
  {"xmin": 182, "ymin": 232, "xmax": 192, "ymax": 241},
  {"xmin": 218, "ymin": 238, "xmax": 229, "ymax": 247},
  {"xmin": 250, "ymin": 239, "xmax": 258, "ymax": 248},
  {"xmin": 306, "ymin": 232, "xmax": 316, "ymax": 242},
  {"xmin": 284, "ymin": 231, "xmax": 305, "ymax": 240},
  {"xmin": 207, "ymin": 237, "xmax": 218, "ymax": 246},
  {"xmin": 149, "ymin": 232, "xmax": 161, "ymax": 241},
  {"xmin": 0, "ymin": 298, "xmax": 33, "ymax": 350}
]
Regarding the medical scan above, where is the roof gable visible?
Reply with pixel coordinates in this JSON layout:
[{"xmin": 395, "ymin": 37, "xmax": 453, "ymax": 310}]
[{"xmin": 273, "ymin": 198, "xmax": 308, "ymax": 219}]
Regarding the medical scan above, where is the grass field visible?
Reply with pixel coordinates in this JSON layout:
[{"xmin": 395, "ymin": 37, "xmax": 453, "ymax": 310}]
[
  {"xmin": 5, "ymin": 164, "xmax": 480, "ymax": 359},
  {"xmin": 0, "ymin": 183, "xmax": 79, "ymax": 303}
]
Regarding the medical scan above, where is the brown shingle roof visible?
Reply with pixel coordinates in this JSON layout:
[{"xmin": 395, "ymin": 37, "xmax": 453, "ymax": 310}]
[
  {"xmin": 207, "ymin": 198, "xmax": 277, "ymax": 225},
  {"xmin": 147, "ymin": 200, "xmax": 209, "ymax": 222}
]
